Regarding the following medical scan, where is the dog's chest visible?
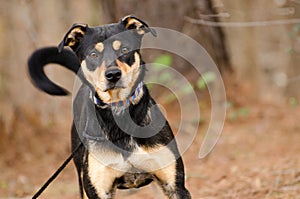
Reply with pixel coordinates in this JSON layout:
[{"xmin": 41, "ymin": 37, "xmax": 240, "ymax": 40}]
[
  {"xmin": 87, "ymin": 140, "xmax": 175, "ymax": 191},
  {"xmin": 87, "ymin": 140, "xmax": 176, "ymax": 192},
  {"xmin": 88, "ymin": 140, "xmax": 175, "ymax": 173}
]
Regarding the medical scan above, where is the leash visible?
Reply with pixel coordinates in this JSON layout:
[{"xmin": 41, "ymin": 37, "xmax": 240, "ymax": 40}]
[{"xmin": 32, "ymin": 142, "xmax": 83, "ymax": 199}]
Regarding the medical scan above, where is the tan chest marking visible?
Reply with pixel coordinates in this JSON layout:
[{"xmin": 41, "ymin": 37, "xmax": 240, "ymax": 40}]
[
  {"xmin": 88, "ymin": 144, "xmax": 175, "ymax": 170},
  {"xmin": 88, "ymin": 151, "xmax": 125, "ymax": 197},
  {"xmin": 87, "ymin": 144, "xmax": 177, "ymax": 197}
]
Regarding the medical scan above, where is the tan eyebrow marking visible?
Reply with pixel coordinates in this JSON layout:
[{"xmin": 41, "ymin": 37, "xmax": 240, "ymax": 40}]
[
  {"xmin": 95, "ymin": 42, "xmax": 104, "ymax": 53},
  {"xmin": 112, "ymin": 40, "xmax": 122, "ymax": 51}
]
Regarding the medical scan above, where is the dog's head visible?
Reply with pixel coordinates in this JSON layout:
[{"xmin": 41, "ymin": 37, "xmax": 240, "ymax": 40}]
[{"xmin": 58, "ymin": 16, "xmax": 156, "ymax": 103}]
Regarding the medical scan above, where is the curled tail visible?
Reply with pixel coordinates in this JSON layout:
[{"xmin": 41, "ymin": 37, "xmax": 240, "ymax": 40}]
[{"xmin": 28, "ymin": 47, "xmax": 80, "ymax": 95}]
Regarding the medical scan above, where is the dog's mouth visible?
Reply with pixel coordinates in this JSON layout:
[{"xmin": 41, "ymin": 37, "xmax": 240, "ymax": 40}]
[
  {"xmin": 94, "ymin": 81, "xmax": 129, "ymax": 103},
  {"xmin": 102, "ymin": 83, "xmax": 126, "ymax": 92},
  {"xmin": 94, "ymin": 81, "xmax": 144, "ymax": 107},
  {"xmin": 95, "ymin": 82, "xmax": 127, "ymax": 102}
]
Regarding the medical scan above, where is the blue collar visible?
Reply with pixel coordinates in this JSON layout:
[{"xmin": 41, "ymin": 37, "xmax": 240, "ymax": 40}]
[{"xmin": 93, "ymin": 82, "xmax": 144, "ymax": 108}]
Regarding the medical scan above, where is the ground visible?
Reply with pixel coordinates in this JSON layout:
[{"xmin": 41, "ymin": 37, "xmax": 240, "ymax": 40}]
[{"xmin": 1, "ymin": 86, "xmax": 300, "ymax": 199}]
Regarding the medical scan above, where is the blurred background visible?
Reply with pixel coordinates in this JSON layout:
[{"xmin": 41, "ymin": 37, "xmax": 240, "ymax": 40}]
[{"xmin": 1, "ymin": 0, "xmax": 300, "ymax": 198}]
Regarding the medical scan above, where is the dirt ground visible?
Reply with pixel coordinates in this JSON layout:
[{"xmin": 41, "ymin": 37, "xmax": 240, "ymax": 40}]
[{"xmin": 1, "ymin": 84, "xmax": 300, "ymax": 199}]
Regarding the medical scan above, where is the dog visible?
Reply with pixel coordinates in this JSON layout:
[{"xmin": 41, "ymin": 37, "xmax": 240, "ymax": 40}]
[{"xmin": 28, "ymin": 15, "xmax": 191, "ymax": 199}]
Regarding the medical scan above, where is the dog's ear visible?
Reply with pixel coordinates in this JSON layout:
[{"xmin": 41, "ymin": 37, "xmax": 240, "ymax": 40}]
[
  {"xmin": 58, "ymin": 23, "xmax": 88, "ymax": 53},
  {"xmin": 121, "ymin": 15, "xmax": 157, "ymax": 37}
]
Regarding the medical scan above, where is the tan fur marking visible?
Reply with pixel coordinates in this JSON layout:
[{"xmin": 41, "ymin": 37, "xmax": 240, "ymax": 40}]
[
  {"xmin": 67, "ymin": 28, "xmax": 85, "ymax": 40},
  {"xmin": 116, "ymin": 60, "xmax": 130, "ymax": 73},
  {"xmin": 83, "ymin": 190, "xmax": 88, "ymax": 199},
  {"xmin": 108, "ymin": 89, "xmax": 122, "ymax": 102},
  {"xmin": 128, "ymin": 145, "xmax": 176, "ymax": 172},
  {"xmin": 88, "ymin": 149, "xmax": 124, "ymax": 197},
  {"xmin": 68, "ymin": 39, "xmax": 76, "ymax": 47},
  {"xmin": 154, "ymin": 162, "xmax": 176, "ymax": 185},
  {"xmin": 125, "ymin": 18, "xmax": 143, "ymax": 29},
  {"xmin": 112, "ymin": 40, "xmax": 122, "ymax": 51},
  {"xmin": 95, "ymin": 42, "xmax": 104, "ymax": 53},
  {"xmin": 115, "ymin": 52, "xmax": 141, "ymax": 101},
  {"xmin": 128, "ymin": 53, "xmax": 141, "ymax": 89},
  {"xmin": 71, "ymin": 28, "xmax": 85, "ymax": 36},
  {"xmin": 88, "ymin": 143, "xmax": 177, "ymax": 198},
  {"xmin": 81, "ymin": 60, "xmax": 111, "ymax": 102},
  {"xmin": 66, "ymin": 28, "xmax": 85, "ymax": 46},
  {"xmin": 137, "ymin": 29, "xmax": 145, "ymax": 35},
  {"xmin": 88, "ymin": 152, "xmax": 125, "ymax": 197},
  {"xmin": 132, "ymin": 145, "xmax": 178, "ymax": 198},
  {"xmin": 96, "ymin": 89, "xmax": 111, "ymax": 103},
  {"xmin": 80, "ymin": 172, "xmax": 89, "ymax": 199},
  {"xmin": 153, "ymin": 159, "xmax": 177, "ymax": 199},
  {"xmin": 123, "ymin": 18, "xmax": 146, "ymax": 35}
]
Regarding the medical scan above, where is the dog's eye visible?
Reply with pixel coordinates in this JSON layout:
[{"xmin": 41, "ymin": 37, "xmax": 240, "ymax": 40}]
[
  {"xmin": 121, "ymin": 47, "xmax": 129, "ymax": 54},
  {"xmin": 89, "ymin": 52, "xmax": 98, "ymax": 58}
]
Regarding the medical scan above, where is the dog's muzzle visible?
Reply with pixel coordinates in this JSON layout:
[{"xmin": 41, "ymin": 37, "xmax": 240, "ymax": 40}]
[{"xmin": 105, "ymin": 67, "xmax": 122, "ymax": 83}]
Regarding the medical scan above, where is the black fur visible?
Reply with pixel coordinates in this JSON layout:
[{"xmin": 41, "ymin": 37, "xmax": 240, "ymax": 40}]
[
  {"xmin": 28, "ymin": 47, "xmax": 80, "ymax": 95},
  {"xmin": 28, "ymin": 15, "xmax": 191, "ymax": 199}
]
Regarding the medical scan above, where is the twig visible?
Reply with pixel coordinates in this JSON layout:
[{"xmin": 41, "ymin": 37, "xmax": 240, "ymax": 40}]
[{"xmin": 184, "ymin": 16, "xmax": 300, "ymax": 27}]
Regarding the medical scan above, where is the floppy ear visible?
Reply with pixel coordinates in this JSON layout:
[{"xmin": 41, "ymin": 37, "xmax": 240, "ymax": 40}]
[
  {"xmin": 121, "ymin": 15, "xmax": 157, "ymax": 37},
  {"xmin": 58, "ymin": 23, "xmax": 88, "ymax": 53}
]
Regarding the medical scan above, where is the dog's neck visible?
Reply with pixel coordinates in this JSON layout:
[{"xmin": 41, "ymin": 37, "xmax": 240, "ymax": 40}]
[{"xmin": 93, "ymin": 82, "xmax": 144, "ymax": 109}]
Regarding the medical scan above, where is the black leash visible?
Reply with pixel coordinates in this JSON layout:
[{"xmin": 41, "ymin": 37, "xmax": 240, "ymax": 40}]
[{"xmin": 32, "ymin": 142, "xmax": 83, "ymax": 199}]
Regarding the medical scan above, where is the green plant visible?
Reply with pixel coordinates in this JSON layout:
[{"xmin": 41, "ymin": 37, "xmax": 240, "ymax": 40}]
[
  {"xmin": 227, "ymin": 101, "xmax": 250, "ymax": 121},
  {"xmin": 196, "ymin": 71, "xmax": 216, "ymax": 90},
  {"xmin": 289, "ymin": 97, "xmax": 298, "ymax": 107},
  {"xmin": 149, "ymin": 54, "xmax": 217, "ymax": 104},
  {"xmin": 288, "ymin": 23, "xmax": 300, "ymax": 54}
]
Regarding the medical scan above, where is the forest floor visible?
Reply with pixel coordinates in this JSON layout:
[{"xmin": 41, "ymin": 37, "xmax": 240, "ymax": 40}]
[{"xmin": 1, "ymin": 83, "xmax": 300, "ymax": 199}]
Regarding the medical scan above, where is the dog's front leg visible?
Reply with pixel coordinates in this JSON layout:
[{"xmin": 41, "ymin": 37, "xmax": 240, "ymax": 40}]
[
  {"xmin": 84, "ymin": 153, "xmax": 124, "ymax": 199},
  {"xmin": 154, "ymin": 158, "xmax": 191, "ymax": 199}
]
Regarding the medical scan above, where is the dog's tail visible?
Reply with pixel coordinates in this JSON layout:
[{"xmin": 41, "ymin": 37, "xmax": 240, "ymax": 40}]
[{"xmin": 28, "ymin": 47, "xmax": 80, "ymax": 96}]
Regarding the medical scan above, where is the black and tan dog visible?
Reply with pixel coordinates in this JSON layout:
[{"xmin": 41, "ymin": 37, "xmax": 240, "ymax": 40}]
[{"xmin": 28, "ymin": 16, "xmax": 191, "ymax": 199}]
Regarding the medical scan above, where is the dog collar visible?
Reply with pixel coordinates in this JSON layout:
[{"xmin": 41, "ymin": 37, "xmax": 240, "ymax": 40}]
[{"xmin": 93, "ymin": 82, "xmax": 144, "ymax": 108}]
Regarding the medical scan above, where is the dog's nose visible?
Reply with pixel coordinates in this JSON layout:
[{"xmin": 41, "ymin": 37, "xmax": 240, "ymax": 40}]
[{"xmin": 105, "ymin": 68, "xmax": 122, "ymax": 83}]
